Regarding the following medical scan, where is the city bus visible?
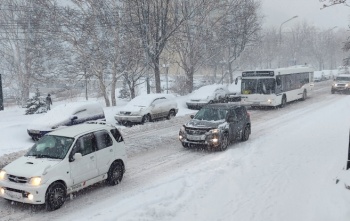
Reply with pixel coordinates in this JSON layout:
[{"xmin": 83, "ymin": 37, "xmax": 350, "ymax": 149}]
[{"xmin": 237, "ymin": 65, "xmax": 314, "ymax": 108}]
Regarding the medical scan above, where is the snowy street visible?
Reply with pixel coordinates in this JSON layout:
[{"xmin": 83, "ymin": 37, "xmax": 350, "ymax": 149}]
[{"xmin": 1, "ymin": 81, "xmax": 350, "ymax": 220}]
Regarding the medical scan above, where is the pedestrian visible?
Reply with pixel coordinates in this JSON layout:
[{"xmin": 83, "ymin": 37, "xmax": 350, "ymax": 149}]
[{"xmin": 46, "ymin": 94, "xmax": 52, "ymax": 110}]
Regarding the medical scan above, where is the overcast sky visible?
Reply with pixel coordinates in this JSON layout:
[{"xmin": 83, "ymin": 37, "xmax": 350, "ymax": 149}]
[{"xmin": 261, "ymin": 0, "xmax": 350, "ymax": 30}]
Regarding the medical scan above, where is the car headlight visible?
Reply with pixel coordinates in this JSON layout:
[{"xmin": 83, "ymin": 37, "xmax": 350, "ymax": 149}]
[
  {"xmin": 29, "ymin": 177, "xmax": 42, "ymax": 186},
  {"xmin": 346, "ymin": 84, "xmax": 349, "ymax": 87},
  {"xmin": 180, "ymin": 126, "xmax": 185, "ymax": 132},
  {"xmin": 0, "ymin": 170, "xmax": 6, "ymax": 180},
  {"xmin": 209, "ymin": 129, "xmax": 219, "ymax": 134}
]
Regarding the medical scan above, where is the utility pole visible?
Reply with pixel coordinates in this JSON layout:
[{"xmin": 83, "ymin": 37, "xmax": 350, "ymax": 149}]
[{"xmin": 0, "ymin": 74, "xmax": 3, "ymax": 110}]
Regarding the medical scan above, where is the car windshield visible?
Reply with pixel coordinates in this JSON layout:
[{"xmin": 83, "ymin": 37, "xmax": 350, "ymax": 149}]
[
  {"xmin": 126, "ymin": 96, "xmax": 153, "ymax": 107},
  {"xmin": 241, "ymin": 78, "xmax": 275, "ymax": 94},
  {"xmin": 336, "ymin": 77, "xmax": 350, "ymax": 81},
  {"xmin": 194, "ymin": 108, "xmax": 228, "ymax": 121},
  {"xmin": 25, "ymin": 135, "xmax": 74, "ymax": 159}
]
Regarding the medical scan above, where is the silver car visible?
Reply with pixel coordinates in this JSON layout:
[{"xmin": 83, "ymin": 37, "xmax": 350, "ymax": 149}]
[{"xmin": 115, "ymin": 94, "xmax": 178, "ymax": 126}]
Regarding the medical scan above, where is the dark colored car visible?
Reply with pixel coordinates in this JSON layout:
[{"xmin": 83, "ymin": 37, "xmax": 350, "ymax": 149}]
[{"xmin": 179, "ymin": 103, "xmax": 251, "ymax": 151}]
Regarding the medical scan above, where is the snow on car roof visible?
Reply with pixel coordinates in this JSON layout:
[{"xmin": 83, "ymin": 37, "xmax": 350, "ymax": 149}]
[
  {"xmin": 126, "ymin": 93, "xmax": 176, "ymax": 108},
  {"xmin": 48, "ymin": 123, "xmax": 113, "ymax": 138},
  {"xmin": 27, "ymin": 101, "xmax": 104, "ymax": 130},
  {"xmin": 191, "ymin": 84, "xmax": 227, "ymax": 97}
]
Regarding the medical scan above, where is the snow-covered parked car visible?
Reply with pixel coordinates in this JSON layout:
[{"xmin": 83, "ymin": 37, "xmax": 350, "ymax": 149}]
[
  {"xmin": 27, "ymin": 102, "xmax": 105, "ymax": 140},
  {"xmin": 115, "ymin": 93, "xmax": 178, "ymax": 126},
  {"xmin": 179, "ymin": 103, "xmax": 251, "ymax": 151},
  {"xmin": 0, "ymin": 121, "xmax": 126, "ymax": 211},
  {"xmin": 186, "ymin": 84, "xmax": 230, "ymax": 109}
]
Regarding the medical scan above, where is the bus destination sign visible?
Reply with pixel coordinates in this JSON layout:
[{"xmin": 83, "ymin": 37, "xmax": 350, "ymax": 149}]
[{"xmin": 242, "ymin": 71, "xmax": 274, "ymax": 77}]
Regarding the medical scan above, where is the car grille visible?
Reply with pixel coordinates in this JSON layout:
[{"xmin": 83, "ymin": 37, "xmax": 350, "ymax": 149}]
[
  {"xmin": 120, "ymin": 111, "xmax": 131, "ymax": 115},
  {"xmin": 185, "ymin": 128, "xmax": 209, "ymax": 135},
  {"xmin": 8, "ymin": 174, "xmax": 29, "ymax": 184}
]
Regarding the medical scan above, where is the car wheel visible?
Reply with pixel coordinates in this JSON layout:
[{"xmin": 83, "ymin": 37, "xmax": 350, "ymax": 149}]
[
  {"xmin": 219, "ymin": 133, "xmax": 229, "ymax": 151},
  {"xmin": 280, "ymin": 95, "xmax": 286, "ymax": 108},
  {"xmin": 107, "ymin": 161, "xmax": 124, "ymax": 186},
  {"xmin": 182, "ymin": 142, "xmax": 188, "ymax": 148},
  {"xmin": 167, "ymin": 110, "xmax": 176, "ymax": 120},
  {"xmin": 331, "ymin": 90, "xmax": 335, "ymax": 94},
  {"xmin": 241, "ymin": 125, "xmax": 250, "ymax": 141},
  {"xmin": 45, "ymin": 182, "xmax": 67, "ymax": 211},
  {"xmin": 301, "ymin": 90, "xmax": 307, "ymax": 101},
  {"xmin": 142, "ymin": 114, "xmax": 152, "ymax": 124}
]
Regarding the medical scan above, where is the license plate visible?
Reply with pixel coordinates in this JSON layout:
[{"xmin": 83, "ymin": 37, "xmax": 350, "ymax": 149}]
[
  {"xmin": 253, "ymin": 102, "xmax": 260, "ymax": 105},
  {"xmin": 187, "ymin": 135, "xmax": 204, "ymax": 141},
  {"xmin": 5, "ymin": 190, "xmax": 22, "ymax": 199}
]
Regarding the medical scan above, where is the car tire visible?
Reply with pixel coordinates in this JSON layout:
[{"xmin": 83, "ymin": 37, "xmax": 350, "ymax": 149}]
[
  {"xmin": 280, "ymin": 95, "xmax": 286, "ymax": 108},
  {"xmin": 301, "ymin": 90, "xmax": 307, "ymax": 101},
  {"xmin": 219, "ymin": 133, "xmax": 229, "ymax": 151},
  {"xmin": 45, "ymin": 182, "xmax": 67, "ymax": 211},
  {"xmin": 331, "ymin": 90, "xmax": 335, "ymax": 94},
  {"xmin": 241, "ymin": 125, "xmax": 250, "ymax": 141},
  {"xmin": 106, "ymin": 161, "xmax": 124, "ymax": 186},
  {"xmin": 167, "ymin": 110, "xmax": 176, "ymax": 120},
  {"xmin": 182, "ymin": 142, "xmax": 188, "ymax": 148},
  {"xmin": 142, "ymin": 114, "xmax": 152, "ymax": 124}
]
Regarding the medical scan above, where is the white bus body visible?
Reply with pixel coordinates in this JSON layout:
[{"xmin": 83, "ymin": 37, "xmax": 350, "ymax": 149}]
[{"xmin": 240, "ymin": 66, "xmax": 314, "ymax": 107}]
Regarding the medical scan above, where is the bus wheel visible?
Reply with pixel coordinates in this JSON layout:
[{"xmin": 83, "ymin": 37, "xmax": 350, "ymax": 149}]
[
  {"xmin": 280, "ymin": 95, "xmax": 286, "ymax": 108},
  {"xmin": 301, "ymin": 90, "xmax": 307, "ymax": 101}
]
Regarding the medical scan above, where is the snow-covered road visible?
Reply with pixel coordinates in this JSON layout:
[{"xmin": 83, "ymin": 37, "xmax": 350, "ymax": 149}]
[{"xmin": 2, "ymin": 80, "xmax": 350, "ymax": 221}]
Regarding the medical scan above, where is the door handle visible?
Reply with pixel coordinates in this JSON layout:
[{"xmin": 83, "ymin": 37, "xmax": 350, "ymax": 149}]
[
  {"xmin": 110, "ymin": 149, "xmax": 113, "ymax": 152},
  {"xmin": 90, "ymin": 156, "xmax": 94, "ymax": 159}
]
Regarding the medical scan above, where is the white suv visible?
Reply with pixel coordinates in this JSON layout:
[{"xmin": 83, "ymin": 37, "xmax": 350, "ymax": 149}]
[{"xmin": 0, "ymin": 121, "xmax": 127, "ymax": 211}]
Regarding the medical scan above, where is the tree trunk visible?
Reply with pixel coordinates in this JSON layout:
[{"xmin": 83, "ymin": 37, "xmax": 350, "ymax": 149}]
[{"xmin": 154, "ymin": 56, "xmax": 161, "ymax": 93}]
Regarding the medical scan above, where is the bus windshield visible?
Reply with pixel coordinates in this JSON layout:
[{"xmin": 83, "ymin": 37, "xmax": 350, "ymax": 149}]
[{"xmin": 241, "ymin": 78, "xmax": 276, "ymax": 94}]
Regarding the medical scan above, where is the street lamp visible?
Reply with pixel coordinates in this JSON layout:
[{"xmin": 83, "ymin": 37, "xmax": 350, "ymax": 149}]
[
  {"xmin": 162, "ymin": 63, "xmax": 169, "ymax": 94},
  {"xmin": 279, "ymin": 15, "xmax": 298, "ymax": 45}
]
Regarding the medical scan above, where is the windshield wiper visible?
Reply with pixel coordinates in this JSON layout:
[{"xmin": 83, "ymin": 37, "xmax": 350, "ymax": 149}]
[{"xmin": 35, "ymin": 154, "xmax": 60, "ymax": 159}]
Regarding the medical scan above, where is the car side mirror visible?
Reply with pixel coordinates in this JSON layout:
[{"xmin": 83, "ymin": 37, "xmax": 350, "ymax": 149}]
[
  {"xmin": 73, "ymin": 153, "xmax": 82, "ymax": 161},
  {"xmin": 190, "ymin": 115, "xmax": 194, "ymax": 119},
  {"xmin": 226, "ymin": 115, "xmax": 236, "ymax": 123},
  {"xmin": 71, "ymin": 116, "xmax": 78, "ymax": 121}
]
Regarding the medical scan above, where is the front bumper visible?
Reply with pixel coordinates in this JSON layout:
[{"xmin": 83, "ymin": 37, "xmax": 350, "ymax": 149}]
[
  {"xmin": 115, "ymin": 115, "xmax": 143, "ymax": 123},
  {"xmin": 332, "ymin": 86, "xmax": 350, "ymax": 92},
  {"xmin": 179, "ymin": 131, "xmax": 221, "ymax": 148},
  {"xmin": 0, "ymin": 180, "xmax": 49, "ymax": 204}
]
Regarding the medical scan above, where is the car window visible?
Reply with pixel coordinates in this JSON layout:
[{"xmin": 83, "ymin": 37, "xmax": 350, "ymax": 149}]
[
  {"xmin": 152, "ymin": 97, "xmax": 166, "ymax": 105},
  {"xmin": 234, "ymin": 107, "xmax": 245, "ymax": 121},
  {"xmin": 110, "ymin": 128, "xmax": 124, "ymax": 142},
  {"xmin": 72, "ymin": 133, "xmax": 96, "ymax": 156},
  {"xmin": 94, "ymin": 130, "xmax": 113, "ymax": 150}
]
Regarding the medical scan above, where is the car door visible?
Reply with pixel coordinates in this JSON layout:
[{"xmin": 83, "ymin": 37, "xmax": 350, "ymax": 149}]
[
  {"xmin": 227, "ymin": 110, "xmax": 240, "ymax": 141},
  {"xmin": 151, "ymin": 98, "xmax": 166, "ymax": 119},
  {"xmin": 94, "ymin": 130, "xmax": 115, "ymax": 175},
  {"xmin": 234, "ymin": 107, "xmax": 246, "ymax": 138},
  {"xmin": 69, "ymin": 133, "xmax": 98, "ymax": 185}
]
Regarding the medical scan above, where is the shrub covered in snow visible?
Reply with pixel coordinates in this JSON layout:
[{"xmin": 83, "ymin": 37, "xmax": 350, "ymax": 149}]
[{"xmin": 25, "ymin": 88, "xmax": 48, "ymax": 115}]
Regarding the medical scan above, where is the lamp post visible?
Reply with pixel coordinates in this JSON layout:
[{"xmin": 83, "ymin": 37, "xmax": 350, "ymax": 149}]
[
  {"xmin": 279, "ymin": 15, "xmax": 298, "ymax": 67},
  {"xmin": 279, "ymin": 15, "xmax": 298, "ymax": 45},
  {"xmin": 162, "ymin": 63, "xmax": 169, "ymax": 94}
]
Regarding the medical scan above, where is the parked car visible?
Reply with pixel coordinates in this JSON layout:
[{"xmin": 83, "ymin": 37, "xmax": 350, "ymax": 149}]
[
  {"xmin": 186, "ymin": 84, "xmax": 230, "ymax": 109},
  {"xmin": 179, "ymin": 103, "xmax": 251, "ymax": 151},
  {"xmin": 0, "ymin": 121, "xmax": 126, "ymax": 211},
  {"xmin": 27, "ymin": 102, "xmax": 105, "ymax": 141},
  {"xmin": 115, "ymin": 93, "xmax": 178, "ymax": 126},
  {"xmin": 331, "ymin": 74, "xmax": 350, "ymax": 94}
]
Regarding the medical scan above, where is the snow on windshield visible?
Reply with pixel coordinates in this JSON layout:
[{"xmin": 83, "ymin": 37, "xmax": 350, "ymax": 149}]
[
  {"xmin": 191, "ymin": 84, "xmax": 225, "ymax": 98},
  {"xmin": 194, "ymin": 108, "xmax": 227, "ymax": 121}
]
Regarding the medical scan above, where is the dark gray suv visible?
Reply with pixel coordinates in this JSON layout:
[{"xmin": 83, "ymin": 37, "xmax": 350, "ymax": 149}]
[{"xmin": 179, "ymin": 103, "xmax": 251, "ymax": 151}]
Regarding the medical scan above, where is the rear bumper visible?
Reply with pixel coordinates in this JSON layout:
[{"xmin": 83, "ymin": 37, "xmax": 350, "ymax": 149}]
[{"xmin": 115, "ymin": 115, "xmax": 143, "ymax": 123}]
